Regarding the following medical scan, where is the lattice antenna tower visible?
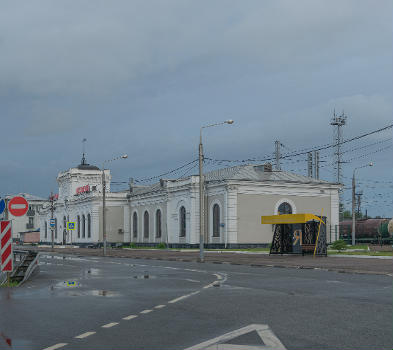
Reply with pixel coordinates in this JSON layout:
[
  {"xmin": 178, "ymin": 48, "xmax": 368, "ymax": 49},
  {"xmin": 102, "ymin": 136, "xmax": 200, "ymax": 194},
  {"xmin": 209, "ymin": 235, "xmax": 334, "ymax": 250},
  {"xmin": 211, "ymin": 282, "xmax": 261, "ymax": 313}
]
[{"xmin": 330, "ymin": 110, "xmax": 346, "ymax": 215}]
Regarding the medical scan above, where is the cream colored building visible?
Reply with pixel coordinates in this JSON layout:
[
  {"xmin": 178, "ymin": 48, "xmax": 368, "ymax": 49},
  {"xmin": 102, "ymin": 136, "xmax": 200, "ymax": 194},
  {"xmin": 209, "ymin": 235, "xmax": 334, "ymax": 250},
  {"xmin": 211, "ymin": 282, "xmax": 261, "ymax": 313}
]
[
  {"xmin": 40, "ymin": 161, "xmax": 341, "ymax": 247},
  {"xmin": 128, "ymin": 163, "xmax": 341, "ymax": 247},
  {"xmin": 39, "ymin": 157, "xmax": 128, "ymax": 245}
]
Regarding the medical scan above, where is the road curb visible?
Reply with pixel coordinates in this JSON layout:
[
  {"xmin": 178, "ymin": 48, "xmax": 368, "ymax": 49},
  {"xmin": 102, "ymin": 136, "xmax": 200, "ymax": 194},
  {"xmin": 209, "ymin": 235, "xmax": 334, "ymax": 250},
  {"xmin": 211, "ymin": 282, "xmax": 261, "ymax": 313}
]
[{"xmin": 27, "ymin": 248, "xmax": 393, "ymax": 277}]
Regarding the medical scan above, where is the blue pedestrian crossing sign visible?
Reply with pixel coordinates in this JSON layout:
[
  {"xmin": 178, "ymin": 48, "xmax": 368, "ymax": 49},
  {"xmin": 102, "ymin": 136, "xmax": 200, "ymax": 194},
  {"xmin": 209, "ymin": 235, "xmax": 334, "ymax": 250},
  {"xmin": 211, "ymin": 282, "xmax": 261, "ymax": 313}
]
[
  {"xmin": 50, "ymin": 218, "xmax": 56, "ymax": 228},
  {"xmin": 0, "ymin": 199, "xmax": 5, "ymax": 215},
  {"xmin": 67, "ymin": 222, "xmax": 76, "ymax": 230}
]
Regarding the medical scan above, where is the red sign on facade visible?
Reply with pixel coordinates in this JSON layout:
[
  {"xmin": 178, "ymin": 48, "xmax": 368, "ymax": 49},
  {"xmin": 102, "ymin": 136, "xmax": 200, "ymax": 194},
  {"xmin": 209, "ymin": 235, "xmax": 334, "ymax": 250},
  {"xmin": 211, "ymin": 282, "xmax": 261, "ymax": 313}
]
[
  {"xmin": 76, "ymin": 185, "xmax": 90, "ymax": 195},
  {"xmin": 8, "ymin": 196, "xmax": 29, "ymax": 217},
  {"xmin": 49, "ymin": 193, "xmax": 59, "ymax": 201},
  {"xmin": 1, "ymin": 221, "xmax": 13, "ymax": 272}
]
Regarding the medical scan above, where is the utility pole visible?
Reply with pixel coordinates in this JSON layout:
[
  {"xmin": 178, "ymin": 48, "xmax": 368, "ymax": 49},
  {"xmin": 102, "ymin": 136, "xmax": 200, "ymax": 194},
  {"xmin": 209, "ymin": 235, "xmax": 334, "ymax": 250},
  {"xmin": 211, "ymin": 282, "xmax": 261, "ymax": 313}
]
[
  {"xmin": 102, "ymin": 154, "xmax": 128, "ymax": 256},
  {"xmin": 356, "ymin": 191, "xmax": 363, "ymax": 217},
  {"xmin": 314, "ymin": 150, "xmax": 320, "ymax": 179},
  {"xmin": 198, "ymin": 120, "xmax": 234, "ymax": 262},
  {"xmin": 352, "ymin": 174, "xmax": 356, "ymax": 246},
  {"xmin": 102, "ymin": 167, "xmax": 107, "ymax": 256},
  {"xmin": 352, "ymin": 163, "xmax": 373, "ymax": 246},
  {"xmin": 307, "ymin": 152, "xmax": 313, "ymax": 178},
  {"xmin": 199, "ymin": 133, "xmax": 204, "ymax": 262},
  {"xmin": 330, "ymin": 111, "xmax": 346, "ymax": 219},
  {"xmin": 50, "ymin": 192, "xmax": 55, "ymax": 251},
  {"xmin": 275, "ymin": 140, "xmax": 281, "ymax": 171}
]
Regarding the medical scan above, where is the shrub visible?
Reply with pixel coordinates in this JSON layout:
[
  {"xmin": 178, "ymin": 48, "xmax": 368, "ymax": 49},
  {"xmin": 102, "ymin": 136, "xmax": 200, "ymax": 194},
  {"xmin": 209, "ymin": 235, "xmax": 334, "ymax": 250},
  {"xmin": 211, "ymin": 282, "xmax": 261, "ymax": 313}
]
[
  {"xmin": 331, "ymin": 240, "xmax": 347, "ymax": 251},
  {"xmin": 157, "ymin": 243, "xmax": 166, "ymax": 249}
]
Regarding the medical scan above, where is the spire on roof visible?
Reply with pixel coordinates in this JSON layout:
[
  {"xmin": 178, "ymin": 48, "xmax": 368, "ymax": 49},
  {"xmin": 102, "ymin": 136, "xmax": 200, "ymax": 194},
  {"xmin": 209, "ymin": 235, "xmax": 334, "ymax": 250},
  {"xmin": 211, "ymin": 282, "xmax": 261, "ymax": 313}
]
[{"xmin": 81, "ymin": 138, "xmax": 87, "ymax": 165}]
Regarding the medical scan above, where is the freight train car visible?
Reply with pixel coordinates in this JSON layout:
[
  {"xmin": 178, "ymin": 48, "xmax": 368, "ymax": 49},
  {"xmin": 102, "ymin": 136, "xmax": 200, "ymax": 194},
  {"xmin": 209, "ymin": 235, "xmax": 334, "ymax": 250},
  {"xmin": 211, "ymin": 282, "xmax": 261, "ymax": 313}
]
[{"xmin": 339, "ymin": 218, "xmax": 392, "ymax": 244}]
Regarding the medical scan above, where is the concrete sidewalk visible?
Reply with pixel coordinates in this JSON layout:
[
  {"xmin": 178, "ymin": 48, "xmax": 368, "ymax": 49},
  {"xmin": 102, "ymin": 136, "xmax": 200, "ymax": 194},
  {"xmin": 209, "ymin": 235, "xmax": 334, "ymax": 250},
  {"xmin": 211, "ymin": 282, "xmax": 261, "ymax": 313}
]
[{"xmin": 23, "ymin": 246, "xmax": 393, "ymax": 276}]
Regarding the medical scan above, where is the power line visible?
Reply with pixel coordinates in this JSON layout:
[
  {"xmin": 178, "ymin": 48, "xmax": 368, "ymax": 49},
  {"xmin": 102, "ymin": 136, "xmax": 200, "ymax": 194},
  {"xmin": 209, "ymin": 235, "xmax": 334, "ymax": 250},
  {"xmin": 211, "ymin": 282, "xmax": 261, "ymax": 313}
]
[
  {"xmin": 206, "ymin": 123, "xmax": 393, "ymax": 164},
  {"xmin": 133, "ymin": 159, "xmax": 198, "ymax": 183},
  {"xmin": 342, "ymin": 144, "xmax": 392, "ymax": 163}
]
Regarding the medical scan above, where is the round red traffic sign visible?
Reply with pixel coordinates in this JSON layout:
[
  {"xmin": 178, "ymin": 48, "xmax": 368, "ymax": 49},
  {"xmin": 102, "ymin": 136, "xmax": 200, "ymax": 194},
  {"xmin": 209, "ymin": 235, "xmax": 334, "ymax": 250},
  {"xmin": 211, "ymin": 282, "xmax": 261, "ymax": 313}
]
[{"xmin": 8, "ymin": 196, "xmax": 29, "ymax": 217}]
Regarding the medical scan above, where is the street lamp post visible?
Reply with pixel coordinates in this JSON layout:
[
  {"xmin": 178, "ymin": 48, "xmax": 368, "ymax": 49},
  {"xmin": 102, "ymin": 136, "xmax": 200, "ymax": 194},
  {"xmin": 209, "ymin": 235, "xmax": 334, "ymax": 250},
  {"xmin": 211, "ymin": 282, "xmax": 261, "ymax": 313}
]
[
  {"xmin": 352, "ymin": 162, "xmax": 373, "ymax": 246},
  {"xmin": 102, "ymin": 154, "xmax": 128, "ymax": 256},
  {"xmin": 199, "ymin": 120, "xmax": 234, "ymax": 262}
]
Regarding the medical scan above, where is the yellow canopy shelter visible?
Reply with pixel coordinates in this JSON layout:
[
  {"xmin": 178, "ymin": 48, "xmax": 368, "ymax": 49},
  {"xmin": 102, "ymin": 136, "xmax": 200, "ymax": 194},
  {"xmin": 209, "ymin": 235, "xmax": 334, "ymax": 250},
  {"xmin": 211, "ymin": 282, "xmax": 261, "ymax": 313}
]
[
  {"xmin": 261, "ymin": 213, "xmax": 325, "ymax": 225},
  {"xmin": 261, "ymin": 213, "xmax": 327, "ymax": 256}
]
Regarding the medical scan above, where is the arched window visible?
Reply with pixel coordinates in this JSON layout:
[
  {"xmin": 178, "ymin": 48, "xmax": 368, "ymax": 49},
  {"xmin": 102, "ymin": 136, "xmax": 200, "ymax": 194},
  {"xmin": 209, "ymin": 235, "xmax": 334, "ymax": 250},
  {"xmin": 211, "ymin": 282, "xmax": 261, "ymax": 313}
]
[
  {"xmin": 87, "ymin": 214, "xmax": 91, "ymax": 238},
  {"xmin": 213, "ymin": 204, "xmax": 220, "ymax": 237},
  {"xmin": 45, "ymin": 221, "xmax": 47, "ymax": 239},
  {"xmin": 133, "ymin": 212, "xmax": 138, "ymax": 238},
  {"xmin": 82, "ymin": 214, "xmax": 86, "ymax": 238},
  {"xmin": 143, "ymin": 211, "xmax": 149, "ymax": 238},
  {"xmin": 179, "ymin": 206, "xmax": 186, "ymax": 237},
  {"xmin": 156, "ymin": 209, "xmax": 162, "ymax": 238},
  {"xmin": 278, "ymin": 202, "xmax": 292, "ymax": 215},
  {"xmin": 77, "ymin": 215, "xmax": 81, "ymax": 238}
]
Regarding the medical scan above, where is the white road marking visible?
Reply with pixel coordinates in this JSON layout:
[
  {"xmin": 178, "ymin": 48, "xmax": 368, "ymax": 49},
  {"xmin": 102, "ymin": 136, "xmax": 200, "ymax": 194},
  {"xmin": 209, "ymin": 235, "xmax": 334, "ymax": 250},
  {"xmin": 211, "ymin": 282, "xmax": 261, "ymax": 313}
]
[
  {"xmin": 168, "ymin": 290, "xmax": 200, "ymax": 304},
  {"xmin": 122, "ymin": 315, "xmax": 138, "ymax": 320},
  {"xmin": 154, "ymin": 304, "xmax": 166, "ymax": 309},
  {"xmin": 184, "ymin": 324, "xmax": 287, "ymax": 350},
  {"xmin": 214, "ymin": 274, "xmax": 223, "ymax": 280},
  {"xmin": 102, "ymin": 322, "xmax": 119, "ymax": 328},
  {"xmin": 42, "ymin": 343, "xmax": 68, "ymax": 350},
  {"xmin": 75, "ymin": 331, "xmax": 96, "ymax": 339},
  {"xmin": 168, "ymin": 295, "xmax": 190, "ymax": 303},
  {"xmin": 186, "ymin": 279, "xmax": 200, "ymax": 283},
  {"xmin": 140, "ymin": 309, "xmax": 153, "ymax": 314}
]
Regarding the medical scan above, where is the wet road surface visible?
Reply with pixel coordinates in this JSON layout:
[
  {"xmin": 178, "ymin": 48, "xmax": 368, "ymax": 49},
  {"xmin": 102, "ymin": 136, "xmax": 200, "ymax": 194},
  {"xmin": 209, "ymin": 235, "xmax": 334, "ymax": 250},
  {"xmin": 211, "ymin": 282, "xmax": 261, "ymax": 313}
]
[{"xmin": 0, "ymin": 253, "xmax": 391, "ymax": 350}]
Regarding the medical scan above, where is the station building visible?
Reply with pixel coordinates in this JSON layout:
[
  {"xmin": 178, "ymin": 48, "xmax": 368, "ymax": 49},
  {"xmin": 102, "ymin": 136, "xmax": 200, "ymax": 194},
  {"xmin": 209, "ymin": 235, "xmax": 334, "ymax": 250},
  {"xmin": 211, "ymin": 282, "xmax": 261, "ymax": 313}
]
[
  {"xmin": 40, "ymin": 159, "xmax": 341, "ymax": 247},
  {"xmin": 39, "ymin": 156, "xmax": 129, "ymax": 245}
]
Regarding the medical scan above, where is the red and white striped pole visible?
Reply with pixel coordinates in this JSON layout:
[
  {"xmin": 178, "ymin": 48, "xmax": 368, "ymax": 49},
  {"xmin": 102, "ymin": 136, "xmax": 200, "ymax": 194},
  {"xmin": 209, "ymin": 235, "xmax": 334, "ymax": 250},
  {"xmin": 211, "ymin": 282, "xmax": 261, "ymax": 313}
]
[{"xmin": 1, "ymin": 220, "xmax": 13, "ymax": 285}]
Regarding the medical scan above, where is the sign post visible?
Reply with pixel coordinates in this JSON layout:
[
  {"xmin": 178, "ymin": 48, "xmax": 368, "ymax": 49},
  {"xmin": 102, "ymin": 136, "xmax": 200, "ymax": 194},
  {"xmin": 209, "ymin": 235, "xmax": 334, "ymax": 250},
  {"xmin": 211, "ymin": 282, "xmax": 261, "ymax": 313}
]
[{"xmin": 67, "ymin": 222, "xmax": 75, "ymax": 245}]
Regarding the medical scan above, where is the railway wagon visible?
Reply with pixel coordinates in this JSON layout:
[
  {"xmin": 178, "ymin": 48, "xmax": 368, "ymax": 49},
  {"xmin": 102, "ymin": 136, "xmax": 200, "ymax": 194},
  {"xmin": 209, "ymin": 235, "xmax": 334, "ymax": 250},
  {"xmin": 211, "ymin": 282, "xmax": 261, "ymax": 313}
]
[{"xmin": 339, "ymin": 218, "xmax": 392, "ymax": 244}]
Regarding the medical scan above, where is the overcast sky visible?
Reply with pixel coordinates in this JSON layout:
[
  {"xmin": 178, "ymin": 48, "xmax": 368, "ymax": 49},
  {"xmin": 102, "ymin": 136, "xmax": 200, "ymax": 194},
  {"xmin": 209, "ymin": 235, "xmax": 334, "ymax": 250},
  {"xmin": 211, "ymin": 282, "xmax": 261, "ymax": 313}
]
[{"xmin": 1, "ymin": 0, "xmax": 392, "ymax": 217}]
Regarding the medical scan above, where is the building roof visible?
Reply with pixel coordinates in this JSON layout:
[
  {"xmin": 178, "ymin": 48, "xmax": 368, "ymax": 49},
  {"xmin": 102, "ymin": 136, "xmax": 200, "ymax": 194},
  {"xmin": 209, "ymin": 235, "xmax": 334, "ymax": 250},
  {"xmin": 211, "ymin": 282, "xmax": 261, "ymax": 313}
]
[
  {"xmin": 204, "ymin": 164, "xmax": 334, "ymax": 185},
  {"xmin": 13, "ymin": 193, "xmax": 47, "ymax": 202},
  {"xmin": 130, "ymin": 163, "xmax": 337, "ymax": 197},
  {"xmin": 76, "ymin": 154, "xmax": 100, "ymax": 171},
  {"xmin": 77, "ymin": 163, "xmax": 100, "ymax": 171}
]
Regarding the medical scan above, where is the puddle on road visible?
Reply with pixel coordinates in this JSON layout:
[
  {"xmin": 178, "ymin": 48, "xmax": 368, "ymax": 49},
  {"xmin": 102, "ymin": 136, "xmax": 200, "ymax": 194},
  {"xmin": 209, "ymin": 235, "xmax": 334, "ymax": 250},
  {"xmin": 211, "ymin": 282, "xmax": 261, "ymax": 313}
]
[
  {"xmin": 63, "ymin": 289, "xmax": 120, "ymax": 297},
  {"xmin": 53, "ymin": 281, "xmax": 81, "ymax": 289},
  {"xmin": 133, "ymin": 274, "xmax": 157, "ymax": 279},
  {"xmin": 85, "ymin": 268, "xmax": 101, "ymax": 276},
  {"xmin": 88, "ymin": 290, "xmax": 119, "ymax": 297},
  {"xmin": 41, "ymin": 255, "xmax": 90, "ymax": 262}
]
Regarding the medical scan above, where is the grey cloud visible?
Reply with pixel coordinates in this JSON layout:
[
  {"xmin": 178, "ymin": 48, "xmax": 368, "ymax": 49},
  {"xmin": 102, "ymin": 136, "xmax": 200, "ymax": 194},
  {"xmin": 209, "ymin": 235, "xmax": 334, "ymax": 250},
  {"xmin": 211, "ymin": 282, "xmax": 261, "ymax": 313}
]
[{"xmin": 0, "ymin": 1, "xmax": 391, "ymax": 96}]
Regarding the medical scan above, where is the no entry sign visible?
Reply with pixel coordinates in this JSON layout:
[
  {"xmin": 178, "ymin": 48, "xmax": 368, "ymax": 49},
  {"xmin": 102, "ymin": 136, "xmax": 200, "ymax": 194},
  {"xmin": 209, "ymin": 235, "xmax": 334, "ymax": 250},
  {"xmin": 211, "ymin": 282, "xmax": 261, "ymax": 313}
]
[
  {"xmin": 8, "ymin": 196, "xmax": 29, "ymax": 217},
  {"xmin": 1, "ymin": 221, "xmax": 13, "ymax": 272}
]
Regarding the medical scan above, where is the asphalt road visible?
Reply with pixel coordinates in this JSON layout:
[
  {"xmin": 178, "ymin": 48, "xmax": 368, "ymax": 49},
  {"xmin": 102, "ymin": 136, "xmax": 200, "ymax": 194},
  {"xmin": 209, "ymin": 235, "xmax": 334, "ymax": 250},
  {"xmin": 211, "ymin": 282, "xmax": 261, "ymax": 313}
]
[{"xmin": 0, "ymin": 253, "xmax": 391, "ymax": 350}]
